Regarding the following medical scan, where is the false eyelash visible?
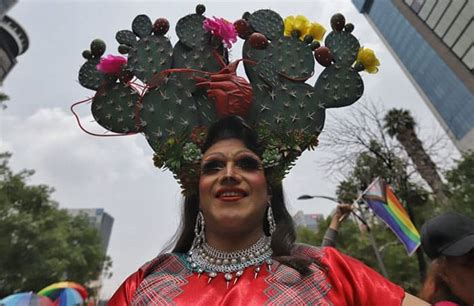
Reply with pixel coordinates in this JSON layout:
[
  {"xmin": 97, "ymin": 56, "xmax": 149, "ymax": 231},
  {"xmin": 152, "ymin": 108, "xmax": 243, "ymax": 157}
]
[
  {"xmin": 235, "ymin": 156, "xmax": 262, "ymax": 171},
  {"xmin": 201, "ymin": 160, "xmax": 224, "ymax": 174}
]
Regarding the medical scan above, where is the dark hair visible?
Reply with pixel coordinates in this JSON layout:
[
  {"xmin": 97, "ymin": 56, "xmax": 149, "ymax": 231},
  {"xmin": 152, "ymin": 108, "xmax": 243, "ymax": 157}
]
[
  {"xmin": 171, "ymin": 116, "xmax": 312, "ymax": 275},
  {"xmin": 418, "ymin": 257, "xmax": 468, "ymax": 306}
]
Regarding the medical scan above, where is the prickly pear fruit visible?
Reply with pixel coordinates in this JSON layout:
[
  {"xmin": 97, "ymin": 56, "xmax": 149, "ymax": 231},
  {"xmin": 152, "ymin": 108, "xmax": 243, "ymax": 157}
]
[
  {"xmin": 153, "ymin": 18, "xmax": 170, "ymax": 35},
  {"xmin": 314, "ymin": 46, "xmax": 332, "ymax": 67},
  {"xmin": 249, "ymin": 33, "xmax": 268, "ymax": 49},
  {"xmin": 330, "ymin": 13, "xmax": 345, "ymax": 32},
  {"xmin": 234, "ymin": 19, "xmax": 253, "ymax": 39}
]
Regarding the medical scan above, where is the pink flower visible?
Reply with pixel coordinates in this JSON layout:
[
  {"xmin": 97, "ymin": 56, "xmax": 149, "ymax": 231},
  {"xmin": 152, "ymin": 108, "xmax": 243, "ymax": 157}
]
[
  {"xmin": 203, "ymin": 17, "xmax": 238, "ymax": 48},
  {"xmin": 96, "ymin": 55, "xmax": 127, "ymax": 74}
]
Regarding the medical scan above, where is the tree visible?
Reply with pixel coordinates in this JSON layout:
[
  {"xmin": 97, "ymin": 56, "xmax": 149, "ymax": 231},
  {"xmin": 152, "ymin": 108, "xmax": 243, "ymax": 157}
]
[
  {"xmin": 333, "ymin": 143, "xmax": 429, "ymax": 281},
  {"xmin": 316, "ymin": 103, "xmax": 444, "ymax": 283},
  {"xmin": 383, "ymin": 109, "xmax": 449, "ymax": 206},
  {"xmin": 0, "ymin": 91, "xmax": 8, "ymax": 109},
  {"xmin": 444, "ymin": 151, "xmax": 474, "ymax": 217},
  {"xmin": 297, "ymin": 215, "xmax": 421, "ymax": 294},
  {"xmin": 0, "ymin": 153, "xmax": 111, "ymax": 297}
]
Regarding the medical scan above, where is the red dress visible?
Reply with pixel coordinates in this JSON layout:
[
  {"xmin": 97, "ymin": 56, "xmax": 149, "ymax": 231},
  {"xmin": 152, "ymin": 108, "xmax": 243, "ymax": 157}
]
[{"xmin": 109, "ymin": 245, "xmax": 404, "ymax": 305}]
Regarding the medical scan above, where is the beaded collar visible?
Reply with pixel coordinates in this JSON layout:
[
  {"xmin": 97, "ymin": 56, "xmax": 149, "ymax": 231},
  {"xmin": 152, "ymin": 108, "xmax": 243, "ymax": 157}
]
[{"xmin": 187, "ymin": 235, "xmax": 273, "ymax": 287}]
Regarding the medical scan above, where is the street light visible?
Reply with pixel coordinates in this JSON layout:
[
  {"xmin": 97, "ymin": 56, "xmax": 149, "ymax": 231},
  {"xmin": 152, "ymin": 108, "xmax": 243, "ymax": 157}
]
[
  {"xmin": 297, "ymin": 194, "xmax": 339, "ymax": 202},
  {"xmin": 298, "ymin": 193, "xmax": 371, "ymax": 228}
]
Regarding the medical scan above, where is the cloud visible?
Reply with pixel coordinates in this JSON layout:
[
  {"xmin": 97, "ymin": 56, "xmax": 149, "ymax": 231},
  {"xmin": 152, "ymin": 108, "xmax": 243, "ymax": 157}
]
[
  {"xmin": 0, "ymin": 108, "xmax": 184, "ymax": 296},
  {"xmin": 1, "ymin": 108, "xmax": 152, "ymax": 185}
]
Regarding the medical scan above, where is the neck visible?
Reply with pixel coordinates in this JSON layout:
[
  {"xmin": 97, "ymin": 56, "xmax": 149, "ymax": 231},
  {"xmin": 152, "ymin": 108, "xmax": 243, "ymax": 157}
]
[{"xmin": 205, "ymin": 227, "xmax": 265, "ymax": 252}]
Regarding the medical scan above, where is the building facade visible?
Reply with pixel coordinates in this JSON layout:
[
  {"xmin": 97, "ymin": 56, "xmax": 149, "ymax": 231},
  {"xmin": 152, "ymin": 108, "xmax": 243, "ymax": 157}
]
[
  {"xmin": 0, "ymin": 0, "xmax": 17, "ymax": 16},
  {"xmin": 293, "ymin": 210, "xmax": 324, "ymax": 230},
  {"xmin": 352, "ymin": 0, "xmax": 473, "ymax": 152},
  {"xmin": 0, "ymin": 0, "xmax": 28, "ymax": 84},
  {"xmin": 66, "ymin": 208, "xmax": 114, "ymax": 254}
]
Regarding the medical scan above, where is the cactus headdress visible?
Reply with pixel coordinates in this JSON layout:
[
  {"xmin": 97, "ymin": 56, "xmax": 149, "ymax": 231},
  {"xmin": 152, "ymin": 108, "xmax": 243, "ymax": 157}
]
[{"xmin": 74, "ymin": 5, "xmax": 378, "ymax": 195}]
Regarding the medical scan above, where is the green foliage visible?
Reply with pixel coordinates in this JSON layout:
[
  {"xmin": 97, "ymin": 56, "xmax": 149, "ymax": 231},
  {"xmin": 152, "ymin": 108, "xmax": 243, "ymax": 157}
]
[
  {"xmin": 296, "ymin": 215, "xmax": 421, "ymax": 294},
  {"xmin": 383, "ymin": 108, "xmax": 416, "ymax": 137},
  {"xmin": 0, "ymin": 91, "xmax": 8, "ymax": 109},
  {"xmin": 312, "ymin": 104, "xmax": 473, "ymax": 297},
  {"xmin": 335, "ymin": 179, "xmax": 358, "ymax": 204},
  {"xmin": 443, "ymin": 151, "xmax": 474, "ymax": 217},
  {"xmin": 0, "ymin": 153, "xmax": 111, "ymax": 297}
]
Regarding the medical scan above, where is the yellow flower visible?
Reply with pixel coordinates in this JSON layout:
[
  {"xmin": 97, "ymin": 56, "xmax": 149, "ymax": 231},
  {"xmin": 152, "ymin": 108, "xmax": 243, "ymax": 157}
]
[
  {"xmin": 356, "ymin": 47, "xmax": 380, "ymax": 73},
  {"xmin": 304, "ymin": 22, "xmax": 326, "ymax": 41},
  {"xmin": 293, "ymin": 15, "xmax": 310, "ymax": 33},
  {"xmin": 283, "ymin": 16, "xmax": 295, "ymax": 36},
  {"xmin": 284, "ymin": 15, "xmax": 310, "ymax": 39}
]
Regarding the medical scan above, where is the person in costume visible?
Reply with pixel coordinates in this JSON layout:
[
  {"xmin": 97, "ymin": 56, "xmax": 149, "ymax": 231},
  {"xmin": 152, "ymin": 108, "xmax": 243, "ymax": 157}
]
[
  {"xmin": 419, "ymin": 212, "xmax": 474, "ymax": 306},
  {"xmin": 73, "ymin": 5, "xmax": 427, "ymax": 305},
  {"xmin": 109, "ymin": 116, "xmax": 427, "ymax": 305}
]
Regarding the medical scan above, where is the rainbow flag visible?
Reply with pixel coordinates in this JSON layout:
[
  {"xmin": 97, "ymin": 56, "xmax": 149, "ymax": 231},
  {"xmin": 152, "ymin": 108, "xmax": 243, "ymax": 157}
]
[{"xmin": 362, "ymin": 177, "xmax": 420, "ymax": 255}]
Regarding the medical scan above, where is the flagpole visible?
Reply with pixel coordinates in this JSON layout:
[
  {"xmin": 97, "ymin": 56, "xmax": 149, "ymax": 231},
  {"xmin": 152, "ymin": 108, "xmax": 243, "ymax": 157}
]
[{"xmin": 356, "ymin": 198, "xmax": 390, "ymax": 278}]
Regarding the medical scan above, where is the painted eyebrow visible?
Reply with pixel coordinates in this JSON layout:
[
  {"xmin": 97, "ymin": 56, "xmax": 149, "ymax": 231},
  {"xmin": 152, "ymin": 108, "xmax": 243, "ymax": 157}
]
[{"xmin": 202, "ymin": 150, "xmax": 260, "ymax": 161}]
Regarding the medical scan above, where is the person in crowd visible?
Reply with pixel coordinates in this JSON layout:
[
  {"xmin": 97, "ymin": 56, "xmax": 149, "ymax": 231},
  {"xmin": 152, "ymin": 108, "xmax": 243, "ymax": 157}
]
[
  {"xmin": 109, "ymin": 116, "xmax": 427, "ymax": 305},
  {"xmin": 321, "ymin": 204, "xmax": 353, "ymax": 247},
  {"xmin": 419, "ymin": 212, "xmax": 474, "ymax": 306}
]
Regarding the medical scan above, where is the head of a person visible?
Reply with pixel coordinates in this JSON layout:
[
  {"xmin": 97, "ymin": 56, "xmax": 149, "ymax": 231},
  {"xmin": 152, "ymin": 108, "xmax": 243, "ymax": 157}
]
[
  {"xmin": 419, "ymin": 212, "xmax": 474, "ymax": 305},
  {"xmin": 172, "ymin": 116, "xmax": 298, "ymax": 259},
  {"xmin": 199, "ymin": 116, "xmax": 269, "ymax": 240}
]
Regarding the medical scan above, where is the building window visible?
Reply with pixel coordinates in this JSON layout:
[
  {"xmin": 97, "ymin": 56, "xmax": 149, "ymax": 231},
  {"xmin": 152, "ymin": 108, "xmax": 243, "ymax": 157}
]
[
  {"xmin": 461, "ymin": 44, "xmax": 474, "ymax": 70},
  {"xmin": 418, "ymin": 0, "xmax": 437, "ymax": 21},
  {"xmin": 434, "ymin": 0, "xmax": 466, "ymax": 37},
  {"xmin": 452, "ymin": 21, "xmax": 473, "ymax": 58},
  {"xmin": 443, "ymin": 3, "xmax": 471, "ymax": 47},
  {"xmin": 426, "ymin": 1, "xmax": 451, "ymax": 29},
  {"xmin": 411, "ymin": 0, "xmax": 426, "ymax": 13}
]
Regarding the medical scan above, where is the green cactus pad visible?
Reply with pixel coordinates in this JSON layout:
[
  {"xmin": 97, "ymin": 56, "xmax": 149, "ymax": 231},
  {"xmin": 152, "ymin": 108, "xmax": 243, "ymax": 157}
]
[
  {"xmin": 250, "ymin": 82, "xmax": 325, "ymax": 134},
  {"xmin": 132, "ymin": 15, "xmax": 153, "ymax": 38},
  {"xmin": 78, "ymin": 59, "xmax": 104, "ymax": 90},
  {"xmin": 270, "ymin": 36, "xmax": 314, "ymax": 79},
  {"xmin": 255, "ymin": 59, "xmax": 280, "ymax": 88},
  {"xmin": 193, "ymin": 89, "xmax": 217, "ymax": 126},
  {"xmin": 242, "ymin": 39, "xmax": 275, "ymax": 85},
  {"xmin": 325, "ymin": 31, "xmax": 360, "ymax": 65},
  {"xmin": 127, "ymin": 35, "xmax": 173, "ymax": 83},
  {"xmin": 176, "ymin": 13, "xmax": 210, "ymax": 49},
  {"xmin": 243, "ymin": 36, "xmax": 314, "ymax": 82},
  {"xmin": 91, "ymin": 83, "xmax": 140, "ymax": 133},
  {"xmin": 248, "ymin": 9, "xmax": 284, "ymax": 41},
  {"xmin": 314, "ymin": 64, "xmax": 363, "ymax": 108},
  {"xmin": 116, "ymin": 30, "xmax": 137, "ymax": 47},
  {"xmin": 140, "ymin": 83, "xmax": 199, "ymax": 151},
  {"xmin": 172, "ymin": 41, "xmax": 223, "ymax": 72}
]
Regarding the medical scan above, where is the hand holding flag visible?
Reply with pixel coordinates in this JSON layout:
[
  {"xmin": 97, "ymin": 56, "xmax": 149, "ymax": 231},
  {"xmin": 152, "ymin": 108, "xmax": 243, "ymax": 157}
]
[{"xmin": 361, "ymin": 177, "xmax": 421, "ymax": 255}]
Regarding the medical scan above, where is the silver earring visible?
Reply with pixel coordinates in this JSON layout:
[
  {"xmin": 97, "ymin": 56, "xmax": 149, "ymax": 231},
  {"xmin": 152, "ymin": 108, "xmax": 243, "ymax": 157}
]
[
  {"xmin": 267, "ymin": 204, "xmax": 276, "ymax": 236},
  {"xmin": 192, "ymin": 211, "xmax": 205, "ymax": 250}
]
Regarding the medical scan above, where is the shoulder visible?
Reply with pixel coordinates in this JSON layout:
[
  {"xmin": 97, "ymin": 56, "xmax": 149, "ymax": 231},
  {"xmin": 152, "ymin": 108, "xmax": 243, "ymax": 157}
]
[
  {"xmin": 108, "ymin": 253, "xmax": 183, "ymax": 305},
  {"xmin": 292, "ymin": 243, "xmax": 375, "ymax": 271},
  {"xmin": 291, "ymin": 243, "xmax": 338, "ymax": 266},
  {"xmin": 292, "ymin": 244, "xmax": 405, "ymax": 305},
  {"xmin": 141, "ymin": 252, "xmax": 185, "ymax": 275}
]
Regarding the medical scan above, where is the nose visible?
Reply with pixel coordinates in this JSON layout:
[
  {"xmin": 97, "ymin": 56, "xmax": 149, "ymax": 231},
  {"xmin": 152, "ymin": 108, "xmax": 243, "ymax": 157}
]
[{"xmin": 220, "ymin": 162, "xmax": 241, "ymax": 184}]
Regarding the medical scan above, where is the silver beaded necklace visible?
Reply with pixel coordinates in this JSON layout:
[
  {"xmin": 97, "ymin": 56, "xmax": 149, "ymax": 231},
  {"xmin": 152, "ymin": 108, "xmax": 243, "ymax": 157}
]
[{"xmin": 187, "ymin": 235, "xmax": 273, "ymax": 287}]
